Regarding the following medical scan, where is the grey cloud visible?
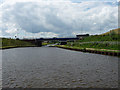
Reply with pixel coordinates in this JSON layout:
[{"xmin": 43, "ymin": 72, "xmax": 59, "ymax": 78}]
[{"xmin": 1, "ymin": 1, "xmax": 118, "ymax": 37}]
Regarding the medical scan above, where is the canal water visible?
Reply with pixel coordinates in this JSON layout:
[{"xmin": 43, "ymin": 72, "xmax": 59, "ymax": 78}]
[{"xmin": 2, "ymin": 47, "xmax": 118, "ymax": 88}]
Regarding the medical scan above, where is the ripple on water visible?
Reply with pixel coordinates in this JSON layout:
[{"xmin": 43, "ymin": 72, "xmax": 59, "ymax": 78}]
[{"xmin": 2, "ymin": 47, "xmax": 118, "ymax": 88}]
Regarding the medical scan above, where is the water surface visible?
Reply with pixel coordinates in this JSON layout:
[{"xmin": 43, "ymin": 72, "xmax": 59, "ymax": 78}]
[{"xmin": 2, "ymin": 47, "xmax": 118, "ymax": 88}]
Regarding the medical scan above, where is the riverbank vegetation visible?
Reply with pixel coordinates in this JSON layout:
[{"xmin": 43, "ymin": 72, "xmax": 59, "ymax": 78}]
[
  {"xmin": 42, "ymin": 41, "xmax": 59, "ymax": 46},
  {"xmin": 56, "ymin": 28, "xmax": 120, "ymax": 54},
  {"xmin": 42, "ymin": 42, "xmax": 49, "ymax": 46},
  {"xmin": 1, "ymin": 38, "xmax": 36, "ymax": 49},
  {"xmin": 56, "ymin": 45, "xmax": 120, "ymax": 53},
  {"xmin": 66, "ymin": 42, "xmax": 119, "ymax": 50},
  {"xmin": 78, "ymin": 28, "xmax": 120, "ymax": 42}
]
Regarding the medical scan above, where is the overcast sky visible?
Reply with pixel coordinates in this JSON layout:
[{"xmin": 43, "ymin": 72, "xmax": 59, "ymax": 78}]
[{"xmin": 0, "ymin": 0, "xmax": 119, "ymax": 38}]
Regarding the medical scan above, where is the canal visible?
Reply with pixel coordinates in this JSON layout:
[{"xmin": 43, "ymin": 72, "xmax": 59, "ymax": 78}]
[{"xmin": 2, "ymin": 47, "xmax": 118, "ymax": 88}]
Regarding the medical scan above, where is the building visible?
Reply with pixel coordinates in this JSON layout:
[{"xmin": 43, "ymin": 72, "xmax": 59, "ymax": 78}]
[{"xmin": 76, "ymin": 34, "xmax": 89, "ymax": 39}]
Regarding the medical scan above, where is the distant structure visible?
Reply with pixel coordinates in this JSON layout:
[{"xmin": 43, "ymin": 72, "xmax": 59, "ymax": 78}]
[
  {"xmin": 59, "ymin": 41, "xmax": 67, "ymax": 45},
  {"xmin": 21, "ymin": 37, "xmax": 79, "ymax": 46},
  {"xmin": 76, "ymin": 34, "xmax": 89, "ymax": 39}
]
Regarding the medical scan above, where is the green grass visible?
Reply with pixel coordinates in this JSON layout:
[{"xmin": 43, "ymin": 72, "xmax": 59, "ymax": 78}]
[
  {"xmin": 63, "ymin": 29, "xmax": 120, "ymax": 52},
  {"xmin": 78, "ymin": 34, "xmax": 120, "ymax": 42},
  {"xmin": 42, "ymin": 42, "xmax": 49, "ymax": 46},
  {"xmin": 56, "ymin": 45, "xmax": 120, "ymax": 53},
  {"xmin": 68, "ymin": 29, "xmax": 120, "ymax": 51},
  {"xmin": 101, "ymin": 28, "xmax": 120, "ymax": 35},
  {"xmin": 1, "ymin": 38, "xmax": 36, "ymax": 49},
  {"xmin": 67, "ymin": 42, "xmax": 119, "ymax": 50}
]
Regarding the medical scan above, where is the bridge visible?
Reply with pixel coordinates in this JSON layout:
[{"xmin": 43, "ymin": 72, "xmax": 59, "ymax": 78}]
[
  {"xmin": 22, "ymin": 37, "xmax": 79, "ymax": 46},
  {"xmin": 36, "ymin": 37, "xmax": 79, "ymax": 41}
]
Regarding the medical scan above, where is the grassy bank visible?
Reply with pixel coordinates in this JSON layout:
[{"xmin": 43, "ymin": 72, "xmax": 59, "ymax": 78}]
[
  {"xmin": 56, "ymin": 29, "xmax": 120, "ymax": 56},
  {"xmin": 1, "ymin": 38, "xmax": 36, "ymax": 49},
  {"xmin": 78, "ymin": 28, "xmax": 120, "ymax": 42},
  {"xmin": 56, "ymin": 45, "xmax": 120, "ymax": 53},
  {"xmin": 56, "ymin": 45, "xmax": 120, "ymax": 57},
  {"xmin": 78, "ymin": 34, "xmax": 119, "ymax": 42},
  {"xmin": 67, "ymin": 41, "xmax": 119, "ymax": 50},
  {"xmin": 67, "ymin": 28, "xmax": 120, "ymax": 51},
  {"xmin": 42, "ymin": 42, "xmax": 49, "ymax": 46}
]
